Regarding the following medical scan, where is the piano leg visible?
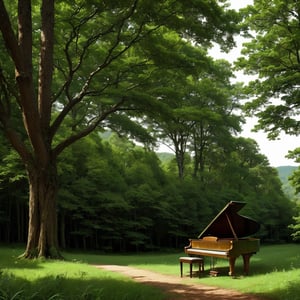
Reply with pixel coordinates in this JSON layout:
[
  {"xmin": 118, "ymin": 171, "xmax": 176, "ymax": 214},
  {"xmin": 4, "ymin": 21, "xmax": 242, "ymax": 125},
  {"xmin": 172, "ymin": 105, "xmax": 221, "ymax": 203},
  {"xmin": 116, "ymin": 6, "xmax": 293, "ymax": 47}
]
[
  {"xmin": 228, "ymin": 256, "xmax": 236, "ymax": 276},
  {"xmin": 242, "ymin": 253, "xmax": 252, "ymax": 275}
]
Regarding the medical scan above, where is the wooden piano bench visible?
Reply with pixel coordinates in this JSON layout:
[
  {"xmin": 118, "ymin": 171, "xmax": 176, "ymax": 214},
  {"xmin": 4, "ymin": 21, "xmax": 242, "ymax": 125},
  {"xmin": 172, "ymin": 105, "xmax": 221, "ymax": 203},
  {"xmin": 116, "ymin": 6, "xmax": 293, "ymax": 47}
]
[{"xmin": 179, "ymin": 257, "xmax": 204, "ymax": 278}]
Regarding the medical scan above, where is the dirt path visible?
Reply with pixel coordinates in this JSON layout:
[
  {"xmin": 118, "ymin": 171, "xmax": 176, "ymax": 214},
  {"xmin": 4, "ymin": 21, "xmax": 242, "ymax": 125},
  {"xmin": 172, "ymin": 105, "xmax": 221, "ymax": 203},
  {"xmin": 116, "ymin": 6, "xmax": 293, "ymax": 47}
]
[{"xmin": 94, "ymin": 265, "xmax": 268, "ymax": 300}]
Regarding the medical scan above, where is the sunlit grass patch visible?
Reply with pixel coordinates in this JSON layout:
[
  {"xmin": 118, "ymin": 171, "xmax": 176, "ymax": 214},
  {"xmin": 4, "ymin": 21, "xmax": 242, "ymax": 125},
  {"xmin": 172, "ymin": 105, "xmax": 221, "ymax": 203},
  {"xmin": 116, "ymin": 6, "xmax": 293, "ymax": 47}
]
[
  {"xmin": 1, "ymin": 244, "xmax": 300, "ymax": 299},
  {"xmin": 0, "ymin": 246, "xmax": 166, "ymax": 300}
]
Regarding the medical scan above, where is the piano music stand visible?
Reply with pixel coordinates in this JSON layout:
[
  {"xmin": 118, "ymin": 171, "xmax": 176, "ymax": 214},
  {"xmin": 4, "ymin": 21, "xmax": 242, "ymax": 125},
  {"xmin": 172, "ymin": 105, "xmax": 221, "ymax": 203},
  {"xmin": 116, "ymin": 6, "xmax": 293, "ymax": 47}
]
[{"xmin": 179, "ymin": 257, "xmax": 204, "ymax": 278}]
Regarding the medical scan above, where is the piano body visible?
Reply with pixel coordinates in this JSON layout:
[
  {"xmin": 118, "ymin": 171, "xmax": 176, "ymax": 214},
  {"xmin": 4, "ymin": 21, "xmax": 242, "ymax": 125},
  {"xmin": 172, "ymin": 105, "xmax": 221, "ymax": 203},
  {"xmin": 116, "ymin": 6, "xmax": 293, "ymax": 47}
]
[{"xmin": 185, "ymin": 201, "xmax": 260, "ymax": 276}]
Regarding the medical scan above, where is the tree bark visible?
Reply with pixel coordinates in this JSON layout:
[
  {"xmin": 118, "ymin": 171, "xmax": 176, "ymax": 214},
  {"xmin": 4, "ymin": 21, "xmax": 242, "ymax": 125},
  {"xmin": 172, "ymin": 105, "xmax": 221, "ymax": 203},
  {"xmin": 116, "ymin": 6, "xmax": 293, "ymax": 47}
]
[
  {"xmin": 59, "ymin": 212, "xmax": 66, "ymax": 249},
  {"xmin": 22, "ymin": 160, "xmax": 62, "ymax": 258}
]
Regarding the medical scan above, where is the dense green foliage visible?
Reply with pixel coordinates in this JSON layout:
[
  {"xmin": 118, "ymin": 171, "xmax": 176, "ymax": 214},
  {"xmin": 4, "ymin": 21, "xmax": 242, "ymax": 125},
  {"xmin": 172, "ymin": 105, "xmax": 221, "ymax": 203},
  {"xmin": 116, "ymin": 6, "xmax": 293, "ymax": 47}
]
[
  {"xmin": 238, "ymin": 0, "xmax": 300, "ymax": 139},
  {"xmin": 0, "ymin": 0, "xmax": 243, "ymax": 257},
  {"xmin": 237, "ymin": 0, "xmax": 300, "ymax": 241},
  {"xmin": 0, "ymin": 0, "xmax": 299, "ymax": 255},
  {"xmin": 0, "ymin": 131, "xmax": 296, "ymax": 251}
]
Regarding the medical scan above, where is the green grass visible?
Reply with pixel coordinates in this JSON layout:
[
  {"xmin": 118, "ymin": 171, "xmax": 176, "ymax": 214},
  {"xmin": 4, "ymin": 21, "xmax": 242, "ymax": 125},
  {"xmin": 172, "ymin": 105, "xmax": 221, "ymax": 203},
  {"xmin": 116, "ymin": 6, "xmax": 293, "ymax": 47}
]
[
  {"xmin": 70, "ymin": 244, "xmax": 300, "ymax": 300},
  {"xmin": 0, "ymin": 246, "xmax": 166, "ymax": 300},
  {"xmin": 1, "ymin": 244, "xmax": 300, "ymax": 299}
]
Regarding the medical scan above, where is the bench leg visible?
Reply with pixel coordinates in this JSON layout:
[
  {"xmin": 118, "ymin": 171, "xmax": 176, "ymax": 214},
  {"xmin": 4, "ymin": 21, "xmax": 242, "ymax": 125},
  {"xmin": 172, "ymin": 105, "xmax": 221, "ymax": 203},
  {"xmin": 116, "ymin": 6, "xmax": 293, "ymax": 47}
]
[{"xmin": 190, "ymin": 262, "xmax": 193, "ymax": 278}]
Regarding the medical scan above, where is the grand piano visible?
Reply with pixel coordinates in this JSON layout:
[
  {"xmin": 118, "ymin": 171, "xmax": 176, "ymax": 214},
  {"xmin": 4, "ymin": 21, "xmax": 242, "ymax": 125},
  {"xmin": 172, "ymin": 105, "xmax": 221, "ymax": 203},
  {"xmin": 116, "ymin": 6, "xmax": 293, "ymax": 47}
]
[{"xmin": 184, "ymin": 201, "xmax": 260, "ymax": 276}]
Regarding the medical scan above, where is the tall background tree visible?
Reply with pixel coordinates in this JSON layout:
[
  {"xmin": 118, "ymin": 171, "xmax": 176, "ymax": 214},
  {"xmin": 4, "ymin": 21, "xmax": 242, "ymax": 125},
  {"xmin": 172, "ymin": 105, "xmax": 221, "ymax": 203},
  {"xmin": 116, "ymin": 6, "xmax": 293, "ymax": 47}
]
[
  {"xmin": 237, "ymin": 0, "xmax": 300, "ymax": 143},
  {"xmin": 0, "ymin": 0, "xmax": 239, "ymax": 257},
  {"xmin": 236, "ymin": 0, "xmax": 300, "ymax": 238}
]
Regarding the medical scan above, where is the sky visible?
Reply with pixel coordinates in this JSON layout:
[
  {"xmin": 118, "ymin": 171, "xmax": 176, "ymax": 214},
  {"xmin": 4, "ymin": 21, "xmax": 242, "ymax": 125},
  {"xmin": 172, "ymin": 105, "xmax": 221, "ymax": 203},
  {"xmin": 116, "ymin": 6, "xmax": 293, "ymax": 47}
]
[{"xmin": 226, "ymin": 0, "xmax": 298, "ymax": 167}]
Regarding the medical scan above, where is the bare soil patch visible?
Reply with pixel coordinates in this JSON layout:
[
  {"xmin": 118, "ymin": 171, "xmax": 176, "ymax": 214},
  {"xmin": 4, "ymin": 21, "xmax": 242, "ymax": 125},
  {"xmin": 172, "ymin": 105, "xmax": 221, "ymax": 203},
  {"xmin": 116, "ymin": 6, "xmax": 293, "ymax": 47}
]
[{"xmin": 94, "ymin": 265, "xmax": 269, "ymax": 300}]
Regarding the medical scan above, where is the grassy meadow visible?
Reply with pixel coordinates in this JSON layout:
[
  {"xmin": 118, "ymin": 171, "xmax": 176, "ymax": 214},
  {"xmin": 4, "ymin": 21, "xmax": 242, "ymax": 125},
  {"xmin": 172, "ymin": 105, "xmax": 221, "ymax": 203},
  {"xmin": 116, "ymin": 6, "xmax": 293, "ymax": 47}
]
[{"xmin": 0, "ymin": 244, "xmax": 300, "ymax": 299}]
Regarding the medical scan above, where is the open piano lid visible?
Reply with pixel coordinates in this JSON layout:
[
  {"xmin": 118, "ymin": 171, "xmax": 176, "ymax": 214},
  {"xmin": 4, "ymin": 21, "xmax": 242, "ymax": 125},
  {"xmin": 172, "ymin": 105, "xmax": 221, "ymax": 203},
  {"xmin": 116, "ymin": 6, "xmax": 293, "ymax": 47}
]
[{"xmin": 198, "ymin": 201, "xmax": 260, "ymax": 239}]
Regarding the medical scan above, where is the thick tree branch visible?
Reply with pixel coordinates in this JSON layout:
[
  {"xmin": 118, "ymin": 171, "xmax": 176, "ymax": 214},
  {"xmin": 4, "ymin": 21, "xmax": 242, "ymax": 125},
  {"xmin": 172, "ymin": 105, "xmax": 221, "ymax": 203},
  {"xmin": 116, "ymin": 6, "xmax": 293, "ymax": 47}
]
[
  {"xmin": 50, "ymin": 1, "xmax": 152, "ymax": 139},
  {"xmin": 0, "ymin": 74, "xmax": 32, "ymax": 163},
  {"xmin": 53, "ymin": 97, "xmax": 126, "ymax": 156},
  {"xmin": 18, "ymin": 0, "xmax": 33, "ymax": 75},
  {"xmin": 0, "ymin": 0, "xmax": 49, "ymax": 166},
  {"xmin": 38, "ymin": 0, "xmax": 55, "ymax": 130},
  {"xmin": 0, "ymin": 1, "xmax": 23, "ymax": 72}
]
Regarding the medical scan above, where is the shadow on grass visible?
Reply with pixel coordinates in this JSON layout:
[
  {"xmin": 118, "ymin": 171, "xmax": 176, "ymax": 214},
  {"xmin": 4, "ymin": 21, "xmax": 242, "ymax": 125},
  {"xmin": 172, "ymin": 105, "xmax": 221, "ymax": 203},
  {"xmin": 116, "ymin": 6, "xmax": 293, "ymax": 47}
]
[
  {"xmin": 0, "ymin": 272, "xmax": 166, "ymax": 300},
  {"xmin": 70, "ymin": 244, "xmax": 300, "ymax": 274},
  {"xmin": 264, "ymin": 280, "xmax": 300, "ymax": 300},
  {"xmin": 79, "ymin": 244, "xmax": 300, "ymax": 300},
  {"xmin": 2, "ymin": 244, "xmax": 300, "ymax": 299},
  {"xmin": 201, "ymin": 243, "xmax": 300, "ymax": 277},
  {"xmin": 0, "ymin": 247, "xmax": 43, "ymax": 270},
  {"xmin": 137, "ymin": 279, "xmax": 270, "ymax": 300}
]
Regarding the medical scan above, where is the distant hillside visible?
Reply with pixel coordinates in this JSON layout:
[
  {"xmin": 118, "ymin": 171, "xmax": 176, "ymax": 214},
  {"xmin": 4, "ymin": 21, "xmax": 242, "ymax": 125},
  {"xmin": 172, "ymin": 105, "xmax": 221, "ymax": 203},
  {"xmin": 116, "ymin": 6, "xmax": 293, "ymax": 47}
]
[
  {"xmin": 276, "ymin": 166, "xmax": 299, "ymax": 200},
  {"xmin": 156, "ymin": 152, "xmax": 174, "ymax": 164},
  {"xmin": 277, "ymin": 166, "xmax": 298, "ymax": 183}
]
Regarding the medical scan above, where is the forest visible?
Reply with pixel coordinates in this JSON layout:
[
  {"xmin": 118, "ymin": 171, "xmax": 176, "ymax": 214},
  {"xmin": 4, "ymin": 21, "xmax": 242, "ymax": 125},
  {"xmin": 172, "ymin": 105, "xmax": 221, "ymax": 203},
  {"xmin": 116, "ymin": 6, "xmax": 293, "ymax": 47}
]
[
  {"xmin": 0, "ymin": 131, "xmax": 296, "ymax": 251},
  {"xmin": 0, "ymin": 1, "xmax": 300, "ymax": 256}
]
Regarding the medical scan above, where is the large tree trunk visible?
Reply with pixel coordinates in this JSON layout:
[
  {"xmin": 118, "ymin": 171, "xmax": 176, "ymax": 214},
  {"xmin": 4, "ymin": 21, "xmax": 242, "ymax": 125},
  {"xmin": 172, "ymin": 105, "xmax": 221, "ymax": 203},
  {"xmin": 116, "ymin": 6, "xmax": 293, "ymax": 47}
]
[
  {"xmin": 22, "ymin": 161, "xmax": 61, "ymax": 258},
  {"xmin": 59, "ymin": 211, "xmax": 66, "ymax": 249}
]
